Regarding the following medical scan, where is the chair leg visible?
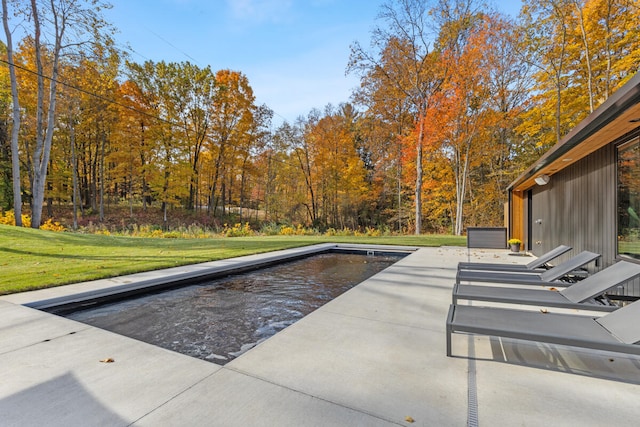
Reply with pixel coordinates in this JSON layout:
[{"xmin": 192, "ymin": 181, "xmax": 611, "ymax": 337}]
[
  {"xmin": 452, "ymin": 282, "xmax": 459, "ymax": 305},
  {"xmin": 446, "ymin": 304, "xmax": 455, "ymax": 357}
]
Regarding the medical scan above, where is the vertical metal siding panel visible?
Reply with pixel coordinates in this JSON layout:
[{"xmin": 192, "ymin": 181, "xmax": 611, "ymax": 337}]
[
  {"xmin": 604, "ymin": 145, "xmax": 617, "ymax": 266},
  {"xmin": 600, "ymin": 144, "xmax": 616, "ymax": 267},
  {"xmin": 532, "ymin": 143, "xmax": 640, "ymax": 296},
  {"xmin": 532, "ymin": 144, "xmax": 617, "ymax": 271}
]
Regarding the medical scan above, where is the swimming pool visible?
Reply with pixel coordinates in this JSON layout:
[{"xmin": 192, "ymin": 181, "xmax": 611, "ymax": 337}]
[{"xmin": 63, "ymin": 251, "xmax": 406, "ymax": 365}]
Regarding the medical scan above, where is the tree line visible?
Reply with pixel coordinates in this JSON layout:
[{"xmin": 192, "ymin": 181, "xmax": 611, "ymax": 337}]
[{"xmin": 1, "ymin": 0, "xmax": 638, "ymax": 234}]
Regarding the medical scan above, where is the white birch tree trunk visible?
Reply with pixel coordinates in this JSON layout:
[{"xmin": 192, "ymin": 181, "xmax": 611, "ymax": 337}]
[
  {"xmin": 30, "ymin": 0, "xmax": 63, "ymax": 228},
  {"xmin": 2, "ymin": 0, "xmax": 22, "ymax": 226}
]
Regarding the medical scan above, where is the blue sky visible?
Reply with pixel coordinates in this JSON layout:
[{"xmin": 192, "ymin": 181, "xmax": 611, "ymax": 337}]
[{"xmin": 105, "ymin": 0, "xmax": 522, "ymax": 125}]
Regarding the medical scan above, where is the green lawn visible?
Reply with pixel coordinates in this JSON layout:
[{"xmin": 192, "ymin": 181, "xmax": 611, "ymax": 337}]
[{"xmin": 0, "ymin": 224, "xmax": 465, "ymax": 294}]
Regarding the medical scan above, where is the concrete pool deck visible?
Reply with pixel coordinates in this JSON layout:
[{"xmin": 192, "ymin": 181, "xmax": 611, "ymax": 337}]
[{"xmin": 1, "ymin": 245, "xmax": 640, "ymax": 426}]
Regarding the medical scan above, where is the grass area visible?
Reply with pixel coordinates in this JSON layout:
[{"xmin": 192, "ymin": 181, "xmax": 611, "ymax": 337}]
[{"xmin": 0, "ymin": 224, "xmax": 465, "ymax": 295}]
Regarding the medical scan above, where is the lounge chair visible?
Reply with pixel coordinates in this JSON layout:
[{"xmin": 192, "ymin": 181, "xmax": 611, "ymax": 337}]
[
  {"xmin": 455, "ymin": 251, "xmax": 600, "ymax": 286},
  {"xmin": 446, "ymin": 298, "xmax": 640, "ymax": 357},
  {"xmin": 458, "ymin": 245, "xmax": 572, "ymax": 272},
  {"xmin": 452, "ymin": 260, "xmax": 640, "ymax": 312}
]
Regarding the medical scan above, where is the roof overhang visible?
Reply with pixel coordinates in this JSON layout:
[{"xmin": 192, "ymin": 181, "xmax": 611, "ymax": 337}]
[{"xmin": 508, "ymin": 72, "xmax": 640, "ymax": 193}]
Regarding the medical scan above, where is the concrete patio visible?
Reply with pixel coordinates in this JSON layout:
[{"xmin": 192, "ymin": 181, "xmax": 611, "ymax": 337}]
[{"xmin": 1, "ymin": 245, "xmax": 639, "ymax": 426}]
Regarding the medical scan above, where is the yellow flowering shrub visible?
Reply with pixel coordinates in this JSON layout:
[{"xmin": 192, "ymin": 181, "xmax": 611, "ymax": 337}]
[
  {"xmin": 40, "ymin": 219, "xmax": 66, "ymax": 232},
  {"xmin": 222, "ymin": 222, "xmax": 253, "ymax": 237},
  {"xmin": 0, "ymin": 210, "xmax": 33, "ymax": 228}
]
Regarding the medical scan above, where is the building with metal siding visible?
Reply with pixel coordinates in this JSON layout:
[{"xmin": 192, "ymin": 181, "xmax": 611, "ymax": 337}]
[{"xmin": 507, "ymin": 73, "xmax": 640, "ymax": 295}]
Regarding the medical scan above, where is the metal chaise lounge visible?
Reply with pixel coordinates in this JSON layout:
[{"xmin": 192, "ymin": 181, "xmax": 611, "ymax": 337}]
[
  {"xmin": 452, "ymin": 260, "xmax": 640, "ymax": 312},
  {"xmin": 455, "ymin": 251, "xmax": 600, "ymax": 286},
  {"xmin": 457, "ymin": 245, "xmax": 572, "ymax": 272},
  {"xmin": 446, "ymin": 298, "xmax": 640, "ymax": 357}
]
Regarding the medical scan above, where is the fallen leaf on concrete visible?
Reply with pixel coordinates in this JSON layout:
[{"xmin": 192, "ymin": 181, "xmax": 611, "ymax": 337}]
[
  {"xmin": 405, "ymin": 416, "xmax": 415, "ymax": 423},
  {"xmin": 540, "ymin": 309, "xmax": 548, "ymax": 314},
  {"xmin": 99, "ymin": 358, "xmax": 115, "ymax": 363}
]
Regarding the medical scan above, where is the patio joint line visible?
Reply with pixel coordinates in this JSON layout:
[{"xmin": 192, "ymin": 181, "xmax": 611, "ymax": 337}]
[
  {"xmin": 128, "ymin": 368, "xmax": 223, "ymax": 426},
  {"xmin": 223, "ymin": 366, "xmax": 406, "ymax": 426}
]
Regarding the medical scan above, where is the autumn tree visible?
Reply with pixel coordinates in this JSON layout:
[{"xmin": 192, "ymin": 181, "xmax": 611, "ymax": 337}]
[
  {"xmin": 1, "ymin": 0, "xmax": 114, "ymax": 227},
  {"xmin": 206, "ymin": 69, "xmax": 255, "ymax": 218},
  {"xmin": 302, "ymin": 104, "xmax": 367, "ymax": 228},
  {"xmin": 55, "ymin": 59, "xmax": 84, "ymax": 228},
  {"xmin": 125, "ymin": 60, "xmax": 193, "ymax": 226},
  {"xmin": 468, "ymin": 15, "xmax": 532, "ymax": 226},
  {"xmin": 232, "ymin": 103, "xmax": 272, "ymax": 222},
  {"xmin": 290, "ymin": 111, "xmax": 321, "ymax": 224},
  {"xmin": 116, "ymin": 78, "xmax": 158, "ymax": 212},
  {"xmin": 123, "ymin": 61, "xmax": 213, "ymax": 213},
  {"xmin": 349, "ymin": 0, "xmax": 444, "ymax": 234},
  {"xmin": 162, "ymin": 62, "xmax": 216, "ymax": 211},
  {"xmin": 433, "ymin": 7, "xmax": 508, "ymax": 235},
  {"xmin": 82, "ymin": 43, "xmax": 120, "ymax": 220},
  {"xmin": 351, "ymin": 35, "xmax": 416, "ymax": 231},
  {"xmin": 519, "ymin": 0, "xmax": 573, "ymax": 148},
  {"xmin": 259, "ymin": 121, "xmax": 309, "ymax": 224},
  {"xmin": 564, "ymin": 0, "xmax": 640, "ymax": 113},
  {"xmin": 517, "ymin": 0, "xmax": 640, "ymax": 160}
]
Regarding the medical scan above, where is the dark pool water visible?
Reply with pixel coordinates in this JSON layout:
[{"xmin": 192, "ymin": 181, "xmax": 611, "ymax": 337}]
[{"xmin": 66, "ymin": 252, "xmax": 403, "ymax": 365}]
